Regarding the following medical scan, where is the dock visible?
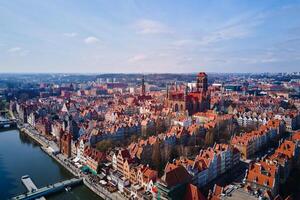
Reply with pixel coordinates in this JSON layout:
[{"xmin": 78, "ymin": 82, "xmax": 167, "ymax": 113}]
[
  {"xmin": 20, "ymin": 175, "xmax": 46, "ymax": 200},
  {"xmin": 12, "ymin": 176, "xmax": 83, "ymax": 200}
]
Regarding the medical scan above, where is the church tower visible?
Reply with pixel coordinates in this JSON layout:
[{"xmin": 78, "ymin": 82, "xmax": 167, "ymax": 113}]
[
  {"xmin": 196, "ymin": 72, "xmax": 208, "ymax": 94},
  {"xmin": 141, "ymin": 75, "xmax": 146, "ymax": 96}
]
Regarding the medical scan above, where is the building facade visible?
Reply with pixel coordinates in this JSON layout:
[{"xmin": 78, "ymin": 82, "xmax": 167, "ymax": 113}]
[{"xmin": 166, "ymin": 72, "xmax": 210, "ymax": 115}]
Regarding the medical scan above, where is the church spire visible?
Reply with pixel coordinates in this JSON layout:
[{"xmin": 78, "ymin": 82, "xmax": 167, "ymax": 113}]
[
  {"xmin": 184, "ymin": 84, "xmax": 189, "ymax": 100},
  {"xmin": 141, "ymin": 75, "xmax": 145, "ymax": 96},
  {"xmin": 166, "ymin": 84, "xmax": 169, "ymax": 99}
]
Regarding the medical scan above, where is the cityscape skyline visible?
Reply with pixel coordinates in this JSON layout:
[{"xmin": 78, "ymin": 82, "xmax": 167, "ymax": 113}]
[
  {"xmin": 1, "ymin": 0, "xmax": 300, "ymax": 73},
  {"xmin": 1, "ymin": 1, "xmax": 300, "ymax": 200},
  {"xmin": 2, "ymin": 71, "xmax": 299, "ymax": 200}
]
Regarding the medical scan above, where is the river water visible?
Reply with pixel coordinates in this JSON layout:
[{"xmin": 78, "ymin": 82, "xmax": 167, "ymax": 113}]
[{"xmin": 0, "ymin": 129, "xmax": 102, "ymax": 200}]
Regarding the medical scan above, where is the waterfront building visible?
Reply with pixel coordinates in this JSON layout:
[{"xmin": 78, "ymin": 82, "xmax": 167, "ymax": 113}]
[
  {"xmin": 60, "ymin": 132, "xmax": 72, "ymax": 158},
  {"xmin": 35, "ymin": 117, "xmax": 52, "ymax": 135},
  {"xmin": 114, "ymin": 149, "xmax": 132, "ymax": 173},
  {"xmin": 137, "ymin": 165, "xmax": 158, "ymax": 190},
  {"xmin": 51, "ymin": 120, "xmax": 64, "ymax": 140},
  {"xmin": 84, "ymin": 146, "xmax": 105, "ymax": 173},
  {"xmin": 27, "ymin": 112, "xmax": 36, "ymax": 127},
  {"xmin": 76, "ymin": 137, "xmax": 88, "ymax": 164}
]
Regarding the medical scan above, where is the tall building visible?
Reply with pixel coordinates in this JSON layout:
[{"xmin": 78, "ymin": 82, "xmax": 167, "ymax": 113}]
[
  {"xmin": 138, "ymin": 75, "xmax": 151, "ymax": 101},
  {"xmin": 166, "ymin": 72, "xmax": 210, "ymax": 115},
  {"xmin": 141, "ymin": 75, "xmax": 146, "ymax": 96},
  {"xmin": 60, "ymin": 132, "xmax": 72, "ymax": 158}
]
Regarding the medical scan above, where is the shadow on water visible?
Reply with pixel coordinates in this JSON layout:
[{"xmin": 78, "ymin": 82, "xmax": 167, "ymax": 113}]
[
  {"xmin": 0, "ymin": 155, "xmax": 19, "ymax": 199},
  {"xmin": 19, "ymin": 130, "xmax": 40, "ymax": 148}
]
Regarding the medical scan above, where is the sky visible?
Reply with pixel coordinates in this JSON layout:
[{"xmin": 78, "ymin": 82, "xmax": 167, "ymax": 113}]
[{"xmin": 0, "ymin": 0, "xmax": 300, "ymax": 73}]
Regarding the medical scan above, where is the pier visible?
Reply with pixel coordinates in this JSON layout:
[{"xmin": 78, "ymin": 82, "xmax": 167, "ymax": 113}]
[
  {"xmin": 11, "ymin": 176, "xmax": 83, "ymax": 200},
  {"xmin": 20, "ymin": 175, "xmax": 46, "ymax": 200}
]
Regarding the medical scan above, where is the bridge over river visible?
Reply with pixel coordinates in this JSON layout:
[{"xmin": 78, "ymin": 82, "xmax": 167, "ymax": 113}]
[{"xmin": 0, "ymin": 119, "xmax": 16, "ymax": 129}]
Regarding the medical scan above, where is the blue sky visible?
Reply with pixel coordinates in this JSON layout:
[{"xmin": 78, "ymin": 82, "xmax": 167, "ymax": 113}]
[{"xmin": 0, "ymin": 0, "xmax": 300, "ymax": 73}]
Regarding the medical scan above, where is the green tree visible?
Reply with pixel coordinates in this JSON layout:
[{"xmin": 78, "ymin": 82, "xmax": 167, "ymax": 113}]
[{"xmin": 96, "ymin": 140, "xmax": 113, "ymax": 152}]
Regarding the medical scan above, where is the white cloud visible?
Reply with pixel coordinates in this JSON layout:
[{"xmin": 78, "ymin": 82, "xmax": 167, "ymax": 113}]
[
  {"xmin": 84, "ymin": 36, "xmax": 100, "ymax": 44},
  {"xmin": 135, "ymin": 19, "xmax": 171, "ymax": 34},
  {"xmin": 199, "ymin": 25, "xmax": 250, "ymax": 45},
  {"xmin": 128, "ymin": 54, "xmax": 147, "ymax": 62},
  {"xmin": 63, "ymin": 32, "xmax": 78, "ymax": 37},
  {"xmin": 198, "ymin": 13, "xmax": 263, "ymax": 46},
  {"xmin": 8, "ymin": 47, "xmax": 22, "ymax": 53},
  {"xmin": 7, "ymin": 47, "xmax": 29, "ymax": 56},
  {"xmin": 172, "ymin": 40, "xmax": 195, "ymax": 47}
]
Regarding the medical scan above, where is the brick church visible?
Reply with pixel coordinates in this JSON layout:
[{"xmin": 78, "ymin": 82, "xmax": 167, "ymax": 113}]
[{"xmin": 166, "ymin": 72, "xmax": 210, "ymax": 115}]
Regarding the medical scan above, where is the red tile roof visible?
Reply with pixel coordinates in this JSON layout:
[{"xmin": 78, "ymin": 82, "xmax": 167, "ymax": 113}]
[
  {"xmin": 161, "ymin": 163, "xmax": 192, "ymax": 188},
  {"xmin": 246, "ymin": 160, "xmax": 278, "ymax": 189},
  {"xmin": 276, "ymin": 140, "xmax": 296, "ymax": 159},
  {"xmin": 184, "ymin": 184, "xmax": 207, "ymax": 200}
]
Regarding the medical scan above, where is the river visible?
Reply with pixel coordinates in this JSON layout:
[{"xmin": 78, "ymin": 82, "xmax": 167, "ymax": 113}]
[{"xmin": 0, "ymin": 129, "xmax": 102, "ymax": 200}]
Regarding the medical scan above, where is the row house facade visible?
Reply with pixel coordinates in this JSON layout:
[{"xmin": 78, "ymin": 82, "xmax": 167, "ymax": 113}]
[
  {"xmin": 111, "ymin": 149, "xmax": 158, "ymax": 194},
  {"xmin": 274, "ymin": 112, "xmax": 300, "ymax": 131},
  {"xmin": 35, "ymin": 118, "xmax": 52, "ymax": 135},
  {"xmin": 76, "ymin": 136, "xmax": 88, "ymax": 164},
  {"xmin": 174, "ymin": 143, "xmax": 240, "ymax": 188},
  {"xmin": 27, "ymin": 112, "xmax": 37, "ymax": 127},
  {"xmin": 84, "ymin": 146, "xmax": 106, "ymax": 173},
  {"xmin": 60, "ymin": 132, "xmax": 72, "ymax": 158},
  {"xmin": 231, "ymin": 120, "xmax": 285, "ymax": 159}
]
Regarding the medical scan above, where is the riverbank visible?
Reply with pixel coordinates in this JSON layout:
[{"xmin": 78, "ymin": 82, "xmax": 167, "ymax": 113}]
[
  {"xmin": 17, "ymin": 124, "xmax": 118, "ymax": 200},
  {"xmin": 8, "ymin": 106, "xmax": 121, "ymax": 200},
  {"xmin": 0, "ymin": 129, "xmax": 101, "ymax": 200}
]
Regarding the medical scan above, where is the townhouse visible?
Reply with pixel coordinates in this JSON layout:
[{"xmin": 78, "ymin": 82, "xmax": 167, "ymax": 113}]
[
  {"xmin": 244, "ymin": 138, "xmax": 299, "ymax": 197},
  {"xmin": 245, "ymin": 160, "xmax": 280, "ymax": 196},
  {"xmin": 60, "ymin": 132, "xmax": 72, "ymax": 158},
  {"xmin": 84, "ymin": 146, "xmax": 106, "ymax": 174},
  {"xmin": 156, "ymin": 163, "xmax": 192, "ymax": 200},
  {"xmin": 231, "ymin": 119, "xmax": 285, "ymax": 159},
  {"xmin": 174, "ymin": 143, "xmax": 240, "ymax": 188}
]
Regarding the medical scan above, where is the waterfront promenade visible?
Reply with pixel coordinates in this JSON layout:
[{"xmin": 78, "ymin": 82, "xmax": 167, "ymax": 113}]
[{"xmin": 16, "ymin": 121, "xmax": 124, "ymax": 200}]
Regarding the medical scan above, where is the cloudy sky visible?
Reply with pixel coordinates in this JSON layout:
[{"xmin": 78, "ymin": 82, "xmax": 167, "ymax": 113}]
[{"xmin": 0, "ymin": 0, "xmax": 300, "ymax": 73}]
